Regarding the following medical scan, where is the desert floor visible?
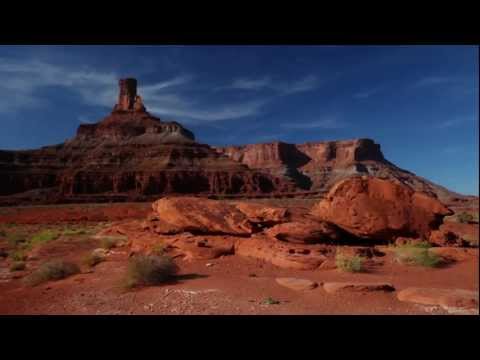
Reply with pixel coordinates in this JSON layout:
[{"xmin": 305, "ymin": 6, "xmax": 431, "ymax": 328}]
[{"xmin": 0, "ymin": 201, "xmax": 478, "ymax": 315}]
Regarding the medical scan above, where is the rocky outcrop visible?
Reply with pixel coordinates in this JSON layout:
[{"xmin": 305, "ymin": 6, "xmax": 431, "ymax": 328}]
[
  {"xmin": 0, "ymin": 79, "xmax": 290, "ymax": 204},
  {"xmin": 1, "ymin": 76, "xmax": 471, "ymax": 205},
  {"xmin": 310, "ymin": 176, "xmax": 453, "ymax": 242},
  {"xmin": 100, "ymin": 196, "xmax": 345, "ymax": 269},
  {"xmin": 323, "ymin": 282, "xmax": 395, "ymax": 294},
  {"xmin": 397, "ymin": 287, "xmax": 479, "ymax": 313},
  {"xmin": 429, "ymin": 222, "xmax": 478, "ymax": 247},
  {"xmin": 264, "ymin": 220, "xmax": 345, "ymax": 244},
  {"xmin": 215, "ymin": 139, "xmax": 467, "ymax": 203},
  {"xmin": 148, "ymin": 197, "xmax": 255, "ymax": 236},
  {"xmin": 276, "ymin": 278, "xmax": 318, "ymax": 291}
]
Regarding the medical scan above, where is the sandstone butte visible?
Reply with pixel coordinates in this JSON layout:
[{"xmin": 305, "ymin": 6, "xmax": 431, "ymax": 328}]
[{"xmin": 0, "ymin": 77, "xmax": 474, "ymax": 206}]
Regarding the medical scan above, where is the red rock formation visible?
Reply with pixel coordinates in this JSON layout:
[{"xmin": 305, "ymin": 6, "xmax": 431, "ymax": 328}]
[
  {"xmin": 0, "ymin": 77, "xmax": 472, "ymax": 205},
  {"xmin": 310, "ymin": 176, "xmax": 453, "ymax": 242},
  {"xmin": 215, "ymin": 139, "xmax": 467, "ymax": 203},
  {"xmin": 0, "ymin": 79, "xmax": 290, "ymax": 204}
]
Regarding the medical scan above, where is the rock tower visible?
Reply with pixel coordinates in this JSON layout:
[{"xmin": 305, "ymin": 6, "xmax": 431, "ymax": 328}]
[{"xmin": 113, "ymin": 78, "xmax": 146, "ymax": 112}]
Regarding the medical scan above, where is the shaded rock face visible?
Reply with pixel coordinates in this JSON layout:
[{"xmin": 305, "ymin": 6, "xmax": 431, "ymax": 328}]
[
  {"xmin": 215, "ymin": 140, "xmax": 466, "ymax": 203},
  {"xmin": 0, "ymin": 79, "xmax": 290, "ymax": 204},
  {"xmin": 310, "ymin": 176, "xmax": 453, "ymax": 242}
]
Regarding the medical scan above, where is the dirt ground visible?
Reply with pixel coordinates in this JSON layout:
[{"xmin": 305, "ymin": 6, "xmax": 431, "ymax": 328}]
[{"xmin": 0, "ymin": 202, "xmax": 478, "ymax": 315}]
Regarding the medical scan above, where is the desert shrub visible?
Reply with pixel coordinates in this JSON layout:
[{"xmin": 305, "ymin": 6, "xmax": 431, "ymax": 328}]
[
  {"xmin": 10, "ymin": 261, "xmax": 26, "ymax": 271},
  {"xmin": 335, "ymin": 253, "xmax": 365, "ymax": 273},
  {"xmin": 10, "ymin": 250, "xmax": 27, "ymax": 262},
  {"xmin": 473, "ymin": 213, "xmax": 480, "ymax": 223},
  {"xmin": 394, "ymin": 247, "xmax": 442, "ymax": 268},
  {"xmin": 398, "ymin": 240, "xmax": 432, "ymax": 249},
  {"xmin": 83, "ymin": 252, "xmax": 105, "ymax": 268},
  {"xmin": 6, "ymin": 232, "xmax": 28, "ymax": 248},
  {"xmin": 24, "ymin": 260, "xmax": 80, "ymax": 286},
  {"xmin": 63, "ymin": 228, "xmax": 87, "ymax": 236},
  {"xmin": 457, "ymin": 212, "xmax": 474, "ymax": 224},
  {"xmin": 124, "ymin": 254, "xmax": 178, "ymax": 288},
  {"xmin": 100, "ymin": 235, "xmax": 127, "ymax": 249},
  {"xmin": 263, "ymin": 297, "xmax": 280, "ymax": 305},
  {"xmin": 28, "ymin": 229, "xmax": 61, "ymax": 248}
]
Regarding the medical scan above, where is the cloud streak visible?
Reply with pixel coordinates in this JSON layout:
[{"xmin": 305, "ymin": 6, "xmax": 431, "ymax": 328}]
[
  {"xmin": 224, "ymin": 75, "xmax": 320, "ymax": 95},
  {"xmin": 436, "ymin": 116, "xmax": 474, "ymax": 129},
  {"xmin": 414, "ymin": 76, "xmax": 459, "ymax": 87},
  {"xmin": 0, "ymin": 57, "xmax": 320, "ymax": 124}
]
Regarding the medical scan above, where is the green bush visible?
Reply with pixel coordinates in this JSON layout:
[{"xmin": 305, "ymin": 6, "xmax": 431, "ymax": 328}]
[
  {"xmin": 28, "ymin": 229, "xmax": 61, "ymax": 248},
  {"xmin": 394, "ymin": 247, "xmax": 442, "ymax": 268},
  {"xmin": 124, "ymin": 254, "xmax": 178, "ymax": 288},
  {"xmin": 10, "ymin": 250, "xmax": 27, "ymax": 262},
  {"xmin": 63, "ymin": 228, "xmax": 87, "ymax": 236},
  {"xmin": 10, "ymin": 261, "xmax": 26, "ymax": 272},
  {"xmin": 457, "ymin": 212, "xmax": 474, "ymax": 224},
  {"xmin": 24, "ymin": 260, "xmax": 80, "ymax": 286},
  {"xmin": 335, "ymin": 253, "xmax": 365, "ymax": 273},
  {"xmin": 263, "ymin": 297, "xmax": 280, "ymax": 305}
]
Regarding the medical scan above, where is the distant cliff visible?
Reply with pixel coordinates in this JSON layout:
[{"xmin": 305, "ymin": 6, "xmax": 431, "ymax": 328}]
[{"xmin": 214, "ymin": 139, "xmax": 467, "ymax": 203}]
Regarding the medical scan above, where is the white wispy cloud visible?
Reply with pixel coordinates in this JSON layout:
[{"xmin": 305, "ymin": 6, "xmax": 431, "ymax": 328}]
[
  {"xmin": 224, "ymin": 75, "xmax": 320, "ymax": 95},
  {"xmin": 0, "ymin": 58, "xmax": 118, "ymax": 113},
  {"xmin": 413, "ymin": 76, "xmax": 462, "ymax": 88},
  {"xmin": 230, "ymin": 77, "xmax": 272, "ymax": 90},
  {"xmin": 279, "ymin": 75, "xmax": 319, "ymax": 94},
  {"xmin": 0, "ymin": 56, "xmax": 320, "ymax": 124},
  {"xmin": 443, "ymin": 146, "xmax": 463, "ymax": 155},
  {"xmin": 436, "ymin": 116, "xmax": 474, "ymax": 129},
  {"xmin": 281, "ymin": 117, "xmax": 347, "ymax": 130},
  {"xmin": 0, "ymin": 57, "xmax": 270, "ymax": 122},
  {"xmin": 149, "ymin": 99, "xmax": 267, "ymax": 123},
  {"xmin": 141, "ymin": 75, "xmax": 193, "ymax": 94}
]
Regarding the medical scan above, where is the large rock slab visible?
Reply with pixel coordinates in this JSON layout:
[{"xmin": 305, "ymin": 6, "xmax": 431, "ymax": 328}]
[
  {"xmin": 323, "ymin": 282, "xmax": 395, "ymax": 294},
  {"xmin": 276, "ymin": 277, "xmax": 318, "ymax": 291},
  {"xmin": 151, "ymin": 197, "xmax": 255, "ymax": 235},
  {"xmin": 235, "ymin": 235, "xmax": 333, "ymax": 270},
  {"xmin": 264, "ymin": 220, "xmax": 344, "ymax": 244},
  {"xmin": 397, "ymin": 287, "xmax": 479, "ymax": 312},
  {"xmin": 234, "ymin": 202, "xmax": 289, "ymax": 226},
  {"xmin": 311, "ymin": 176, "xmax": 452, "ymax": 242}
]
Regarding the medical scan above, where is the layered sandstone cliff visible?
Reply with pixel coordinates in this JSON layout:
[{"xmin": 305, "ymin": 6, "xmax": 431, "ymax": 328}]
[
  {"xmin": 0, "ymin": 77, "xmax": 470, "ymax": 205},
  {"xmin": 0, "ymin": 78, "xmax": 291, "ymax": 204},
  {"xmin": 214, "ymin": 139, "xmax": 466, "ymax": 203}
]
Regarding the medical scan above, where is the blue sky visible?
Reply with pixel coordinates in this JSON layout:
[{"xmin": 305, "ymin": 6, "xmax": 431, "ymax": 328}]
[{"xmin": 0, "ymin": 45, "xmax": 478, "ymax": 195}]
